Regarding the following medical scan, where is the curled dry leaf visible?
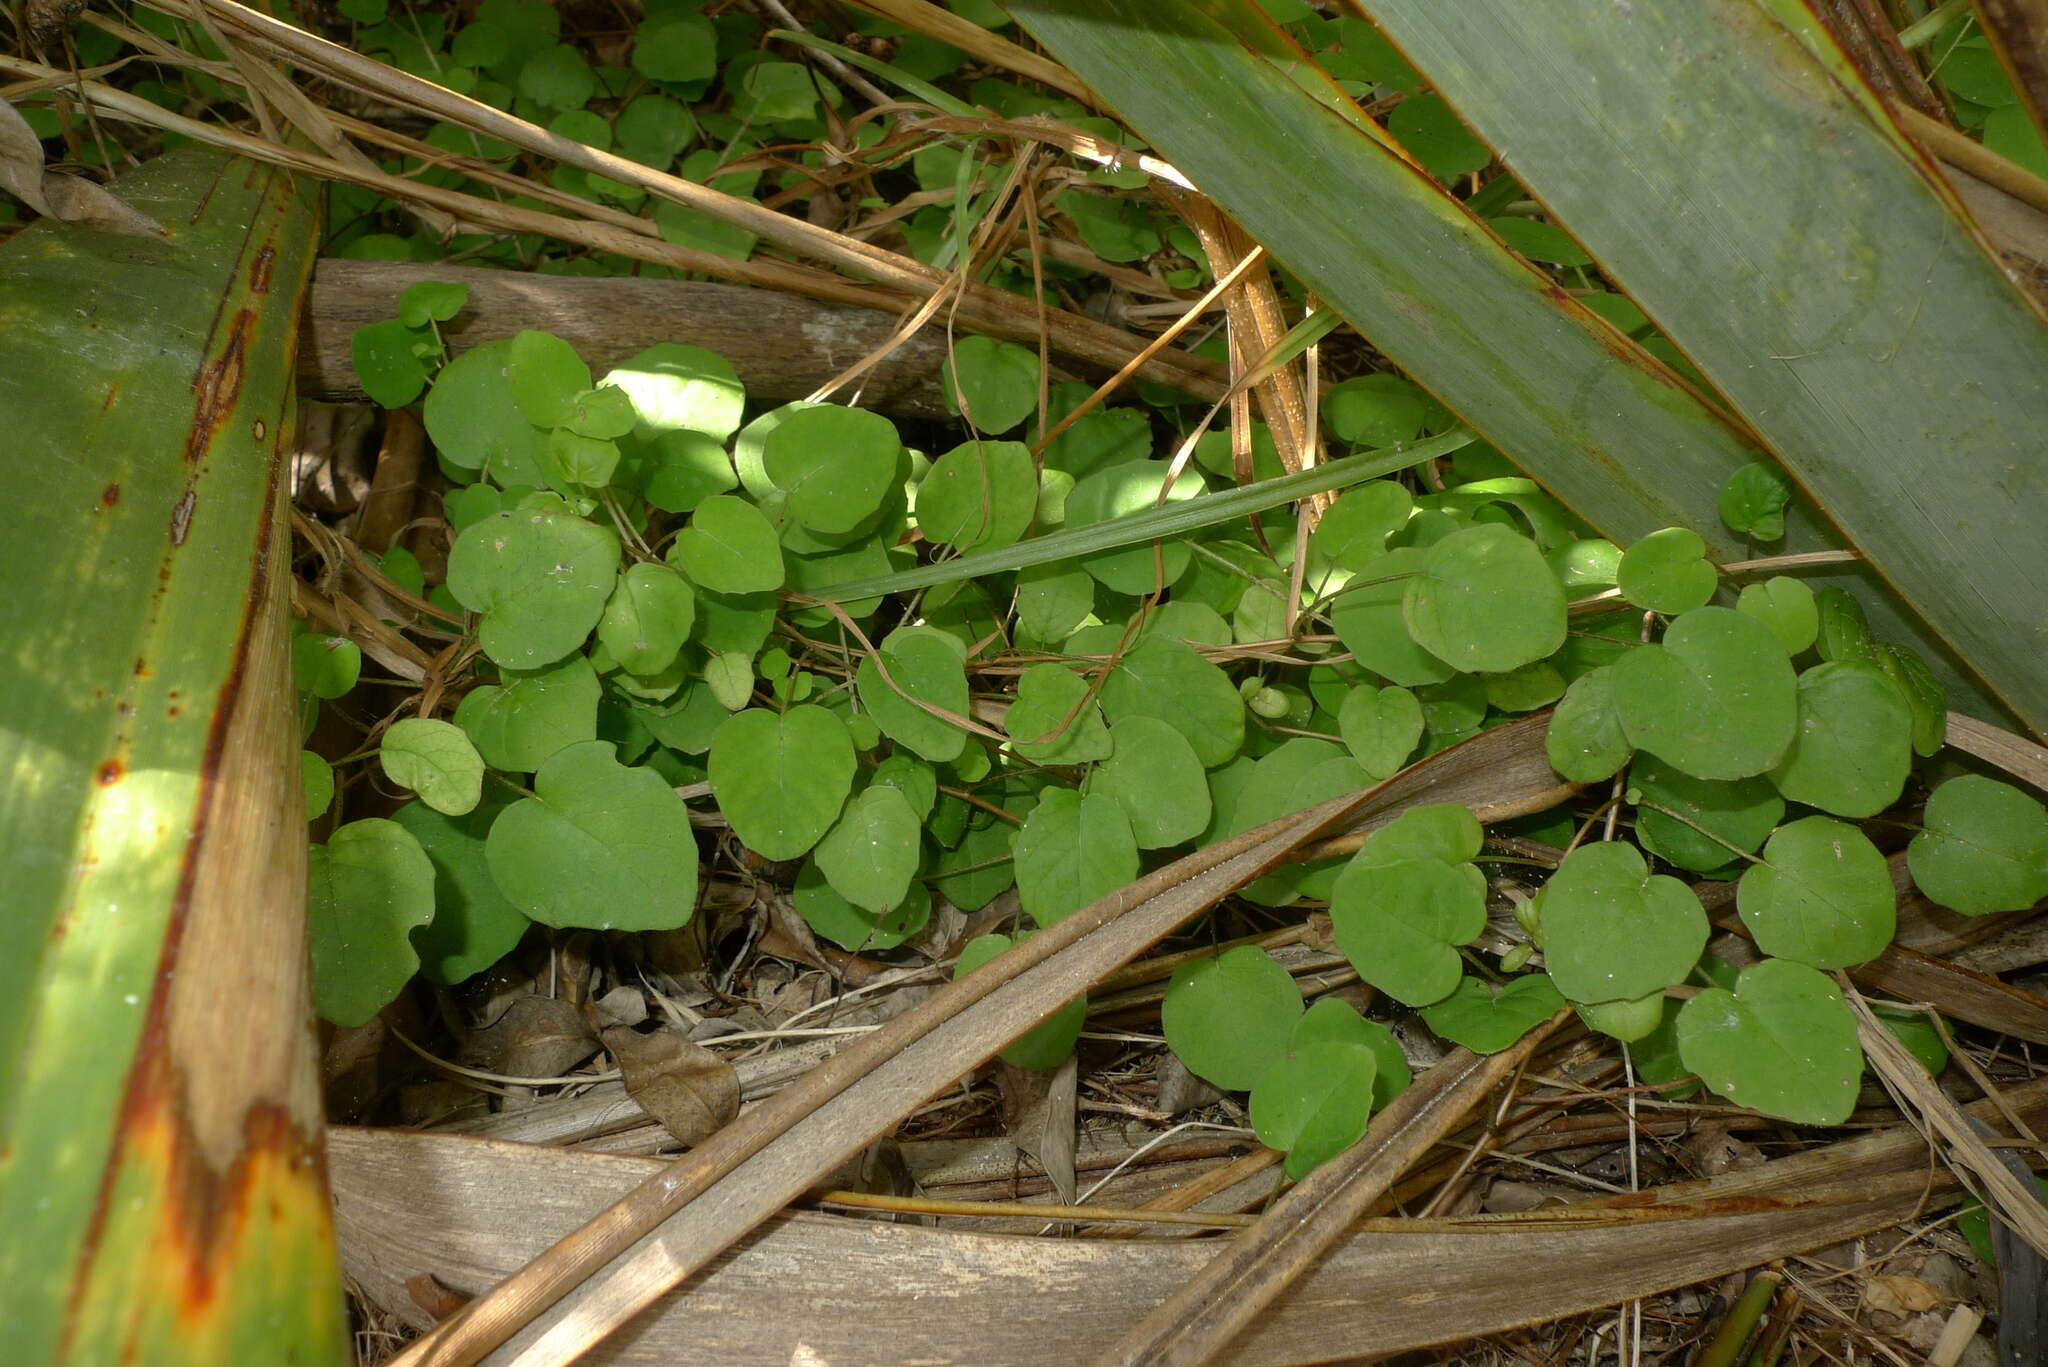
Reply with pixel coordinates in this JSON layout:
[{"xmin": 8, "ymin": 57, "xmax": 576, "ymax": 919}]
[
  {"xmin": 0, "ymin": 100, "xmax": 163, "ymax": 236},
  {"xmin": 602, "ymin": 1024, "xmax": 740, "ymax": 1147},
  {"xmin": 458, "ymin": 994, "xmax": 599, "ymax": 1080}
]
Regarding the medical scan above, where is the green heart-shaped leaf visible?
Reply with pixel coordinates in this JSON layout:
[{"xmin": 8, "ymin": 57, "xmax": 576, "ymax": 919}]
[
  {"xmin": 1420, "ymin": 974, "xmax": 1564, "ymax": 1053},
  {"xmin": 1768, "ymin": 661, "xmax": 1912, "ymax": 818},
  {"xmin": 507, "ymin": 328, "xmax": 593, "ymax": 428},
  {"xmin": 597, "ymin": 562, "xmax": 696, "ymax": 677},
  {"xmin": 308, "ymin": 818, "xmax": 436, "ymax": 1027},
  {"xmin": 446, "ymin": 509, "xmax": 619, "ymax": 668},
  {"xmin": 668, "ymin": 494, "xmax": 784, "ymax": 595},
  {"xmin": 794, "ymin": 857, "xmax": 932, "ymax": 953},
  {"xmin": 1676, "ymin": 958, "xmax": 1861, "ymax": 1125},
  {"xmin": 1617, "ymin": 527, "xmax": 1716, "ymax": 614},
  {"xmin": 917, "ymin": 439, "xmax": 1038, "ymax": 551},
  {"xmin": 1251, "ymin": 1041, "xmax": 1377, "ymax": 1180},
  {"xmin": 1092, "ymin": 716, "xmax": 1210, "ymax": 848},
  {"xmin": 1736, "ymin": 576, "xmax": 1817, "ymax": 655},
  {"xmin": 1545, "ymin": 665, "xmax": 1631, "ymax": 782},
  {"xmin": 393, "ymin": 799, "xmax": 530, "ymax": 988},
  {"xmin": 1737, "ymin": 816, "xmax": 1895, "ymax": 968},
  {"xmin": 854, "ymin": 625, "xmax": 971, "ymax": 764},
  {"xmin": 708, "ymin": 705, "xmax": 855, "ymax": 861},
  {"xmin": 1908, "ymin": 775, "xmax": 2048, "ymax": 915},
  {"xmin": 454, "ymin": 652, "xmax": 599, "ymax": 773},
  {"xmin": 1161, "ymin": 946, "xmax": 1303, "ymax": 1090},
  {"xmin": 379, "ymin": 718, "xmax": 485, "ymax": 816},
  {"xmin": 815, "ymin": 785, "xmax": 922, "ymax": 914},
  {"xmin": 1096, "ymin": 635, "xmax": 1245, "ymax": 767},
  {"xmin": 1292, "ymin": 998, "xmax": 1412, "ymax": 1107},
  {"xmin": 602, "ymin": 342, "xmax": 745, "ymax": 440},
  {"xmin": 955, "ymin": 932, "xmax": 1086, "ymax": 1069},
  {"xmin": 1338, "ymin": 683, "xmax": 1423, "ymax": 779},
  {"xmin": 423, "ymin": 339, "xmax": 549, "ymax": 477},
  {"xmin": 1403, "ymin": 523, "xmax": 1565, "ymax": 673},
  {"xmin": 1012, "ymin": 788, "xmax": 1138, "ymax": 926},
  {"xmin": 1539, "ymin": 841, "xmax": 1707, "ymax": 1005},
  {"xmin": 942, "ymin": 335, "xmax": 1041, "ymax": 434},
  {"xmin": 1631, "ymin": 754, "xmax": 1782, "ymax": 873},
  {"xmin": 1329, "ymin": 854, "xmax": 1485, "ymax": 1007},
  {"xmin": 763, "ymin": 404, "xmax": 903, "ymax": 535},
  {"xmin": 1612, "ymin": 606, "xmax": 1796, "ymax": 780},
  {"xmin": 1005, "ymin": 663, "xmax": 1112, "ymax": 765},
  {"xmin": 486, "ymin": 741, "xmax": 699, "ymax": 931},
  {"xmin": 1331, "ymin": 548, "xmax": 1454, "ymax": 687}
]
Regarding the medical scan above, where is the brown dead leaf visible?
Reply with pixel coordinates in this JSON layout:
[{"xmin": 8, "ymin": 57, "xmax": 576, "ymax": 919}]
[
  {"xmin": 0, "ymin": 100, "xmax": 162, "ymax": 236},
  {"xmin": 1866, "ymin": 1273, "xmax": 1946, "ymax": 1316},
  {"xmin": 602, "ymin": 1024, "xmax": 739, "ymax": 1147},
  {"xmin": 406, "ymin": 1271, "xmax": 470, "ymax": 1321},
  {"xmin": 458, "ymin": 994, "xmax": 597, "ymax": 1079}
]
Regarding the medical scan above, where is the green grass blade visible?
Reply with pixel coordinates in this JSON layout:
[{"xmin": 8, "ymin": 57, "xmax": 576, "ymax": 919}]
[
  {"xmin": 1357, "ymin": 0, "xmax": 2048, "ymax": 734},
  {"xmin": 0, "ymin": 147, "xmax": 347, "ymax": 1365},
  {"xmin": 819, "ymin": 429, "xmax": 1473, "ymax": 599}
]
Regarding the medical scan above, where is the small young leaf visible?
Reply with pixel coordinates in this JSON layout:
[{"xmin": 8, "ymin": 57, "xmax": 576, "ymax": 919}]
[
  {"xmin": 294, "ymin": 633, "xmax": 362, "ymax": 699},
  {"xmin": 708, "ymin": 705, "xmax": 856, "ymax": 861},
  {"xmin": 1005, "ymin": 663, "xmax": 1112, "ymax": 764},
  {"xmin": 1403, "ymin": 523, "xmax": 1566, "ymax": 674},
  {"xmin": 394, "ymin": 799, "xmax": 531, "ymax": 987},
  {"xmin": 1338, "ymin": 684, "xmax": 1423, "ymax": 779},
  {"xmin": 1091, "ymin": 716, "xmax": 1210, "ymax": 848},
  {"xmin": 446, "ymin": 509, "xmax": 619, "ymax": 668},
  {"xmin": 1012, "ymin": 788, "xmax": 1138, "ymax": 926},
  {"xmin": 1676, "ymin": 958, "xmax": 1861, "ymax": 1125},
  {"xmin": 1873, "ymin": 642, "xmax": 1948, "ymax": 758},
  {"xmin": 1814, "ymin": 587, "xmax": 1878, "ymax": 667},
  {"xmin": 1575, "ymin": 990, "xmax": 1666, "ymax": 1043},
  {"xmin": 815, "ymin": 785, "xmax": 922, "ymax": 913},
  {"xmin": 1768, "ymin": 661, "xmax": 1912, "ymax": 818},
  {"xmin": 1617, "ymin": 527, "xmax": 1717, "ymax": 615},
  {"xmin": 1718, "ymin": 461, "xmax": 1793, "ymax": 540},
  {"xmin": 308, "ymin": 818, "xmax": 436, "ymax": 1026},
  {"xmin": 955, "ymin": 932, "xmax": 1086, "ymax": 1068},
  {"xmin": 917, "ymin": 439, "xmax": 1037, "ymax": 551},
  {"xmin": 943, "ymin": 335, "xmax": 1041, "ymax": 434},
  {"xmin": 1736, "ymin": 576, "xmax": 1818, "ymax": 655},
  {"xmin": 1738, "ymin": 816, "xmax": 1895, "ymax": 968},
  {"xmin": 486, "ymin": 741, "xmax": 700, "ymax": 931},
  {"xmin": 1538, "ymin": 841, "xmax": 1708, "ymax": 1005},
  {"xmin": 1545, "ymin": 665, "xmax": 1631, "ymax": 782},
  {"xmin": 1251, "ymin": 1041, "xmax": 1378, "ymax": 1180},
  {"xmin": 597, "ymin": 562, "xmax": 696, "ymax": 676},
  {"xmin": 1160, "ymin": 946, "xmax": 1303, "ymax": 1090},
  {"xmin": 1420, "ymin": 974, "xmax": 1564, "ymax": 1053},
  {"xmin": 1612, "ymin": 606, "xmax": 1797, "ymax": 780},
  {"xmin": 855, "ymin": 625, "xmax": 971, "ymax": 764},
  {"xmin": 667, "ymin": 494, "xmax": 784, "ymax": 594},
  {"xmin": 302, "ymin": 750, "xmax": 334, "ymax": 819},
  {"xmin": 379, "ymin": 717, "xmax": 485, "ymax": 816},
  {"xmin": 1908, "ymin": 775, "xmax": 2048, "ymax": 915}
]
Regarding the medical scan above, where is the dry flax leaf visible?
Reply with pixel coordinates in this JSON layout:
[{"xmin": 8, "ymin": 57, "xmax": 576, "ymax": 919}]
[
  {"xmin": 599, "ymin": 1025, "xmax": 738, "ymax": 1150},
  {"xmin": 1945, "ymin": 712, "xmax": 2048, "ymax": 793},
  {"xmin": 0, "ymin": 97, "xmax": 160, "ymax": 235},
  {"xmin": 383, "ymin": 714, "xmax": 1579, "ymax": 1367}
]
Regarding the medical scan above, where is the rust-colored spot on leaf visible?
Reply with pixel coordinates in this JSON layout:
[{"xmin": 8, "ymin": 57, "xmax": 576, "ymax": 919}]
[
  {"xmin": 247, "ymin": 244, "xmax": 275, "ymax": 294},
  {"xmin": 133, "ymin": 657, "xmax": 150, "ymax": 677},
  {"xmin": 96, "ymin": 758, "xmax": 125, "ymax": 786},
  {"xmin": 181, "ymin": 310, "xmax": 255, "ymax": 464},
  {"xmin": 100, "ymin": 482, "xmax": 121, "ymax": 508},
  {"xmin": 100, "ymin": 386, "xmax": 119, "ymax": 414}
]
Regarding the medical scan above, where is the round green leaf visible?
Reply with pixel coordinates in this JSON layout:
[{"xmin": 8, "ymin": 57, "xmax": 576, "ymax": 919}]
[
  {"xmin": 815, "ymin": 785, "xmax": 921, "ymax": 914},
  {"xmin": 351, "ymin": 318, "xmax": 429, "ymax": 409},
  {"xmin": 1612, "ymin": 606, "xmax": 1797, "ymax": 780},
  {"xmin": 1676, "ymin": 958, "xmax": 1861, "ymax": 1125},
  {"xmin": 598, "ymin": 562, "xmax": 696, "ymax": 677},
  {"xmin": 616, "ymin": 95, "xmax": 697, "ymax": 167},
  {"xmin": 668, "ymin": 494, "xmax": 784, "ymax": 594},
  {"xmin": 1065, "ymin": 460, "xmax": 1202, "ymax": 594},
  {"xmin": 1096, "ymin": 635, "xmax": 1245, "ymax": 767},
  {"xmin": 793, "ymin": 858, "xmax": 930, "ymax": 952},
  {"xmin": 760, "ymin": 404, "xmax": 902, "ymax": 535},
  {"xmin": 1331, "ymin": 548, "xmax": 1454, "ymax": 687},
  {"xmin": 943, "ymin": 335, "xmax": 1041, "ymax": 434},
  {"xmin": 379, "ymin": 718, "xmax": 485, "ymax": 816},
  {"xmin": 485, "ymin": 740, "xmax": 699, "ymax": 930},
  {"xmin": 1575, "ymin": 989, "xmax": 1667, "ymax": 1043},
  {"xmin": 302, "ymin": 750, "xmax": 334, "ymax": 819},
  {"xmin": 1631, "ymin": 754, "xmax": 1783, "ymax": 873},
  {"xmin": 1005, "ymin": 663, "xmax": 1112, "ymax": 765},
  {"xmin": 1403, "ymin": 523, "xmax": 1565, "ymax": 674},
  {"xmin": 294, "ymin": 632, "xmax": 361, "ymax": 699},
  {"xmin": 954, "ymin": 932, "xmax": 1086, "ymax": 1069},
  {"xmin": 917, "ymin": 439, "xmax": 1037, "ymax": 551},
  {"xmin": 1012, "ymin": 788, "xmax": 1138, "ymax": 926},
  {"xmin": 1617, "ymin": 527, "xmax": 1717, "ymax": 614},
  {"xmin": 1015, "ymin": 561, "xmax": 1096, "ymax": 646},
  {"xmin": 1338, "ymin": 684, "xmax": 1424, "ymax": 779},
  {"xmin": 446, "ymin": 509, "xmax": 619, "ymax": 668},
  {"xmin": 1735, "ymin": 576, "xmax": 1817, "ymax": 656},
  {"xmin": 1419, "ymin": 974, "xmax": 1565, "ymax": 1053},
  {"xmin": 506, "ymin": 328, "xmax": 592, "ymax": 427},
  {"xmin": 1768, "ymin": 661, "xmax": 1913, "ymax": 818},
  {"xmin": 1484, "ymin": 661, "xmax": 1565, "ymax": 713},
  {"xmin": 1292, "ymin": 998, "xmax": 1412, "ymax": 1108},
  {"xmin": 1160, "ymin": 946, "xmax": 1304, "ymax": 1091},
  {"xmin": 641, "ymin": 429, "xmax": 739, "ymax": 514},
  {"xmin": 1329, "ymin": 855, "xmax": 1485, "ymax": 1007},
  {"xmin": 398, "ymin": 279, "xmax": 470, "ymax": 327},
  {"xmin": 1321, "ymin": 374, "xmax": 1425, "ymax": 448},
  {"xmin": 1311, "ymin": 480, "xmax": 1412, "ymax": 569},
  {"xmin": 1092, "ymin": 716, "xmax": 1210, "ymax": 848},
  {"xmin": 634, "ymin": 14, "xmax": 717, "ymax": 83},
  {"xmin": 603, "ymin": 343, "xmax": 743, "ymax": 439},
  {"xmin": 854, "ymin": 625, "xmax": 971, "ymax": 764},
  {"xmin": 1359, "ymin": 802, "xmax": 1483, "ymax": 867},
  {"xmin": 1718, "ymin": 461, "xmax": 1793, "ymax": 541},
  {"xmin": 455, "ymin": 652, "xmax": 599, "ymax": 773},
  {"xmin": 1909, "ymin": 775, "xmax": 2048, "ymax": 915},
  {"xmin": 708, "ymin": 705, "xmax": 855, "ymax": 861},
  {"xmin": 1227, "ymin": 739, "xmax": 1345, "ymax": 836},
  {"xmin": 1539, "ymin": 840, "xmax": 1707, "ymax": 1005},
  {"xmin": 308, "ymin": 817, "xmax": 436, "ymax": 1026},
  {"xmin": 518, "ymin": 43, "xmax": 596, "ymax": 111},
  {"xmin": 1738, "ymin": 816, "xmax": 1895, "ymax": 968},
  {"xmin": 394, "ymin": 799, "xmax": 530, "ymax": 987},
  {"xmin": 1545, "ymin": 665, "xmax": 1632, "ymax": 782},
  {"xmin": 1252, "ymin": 1041, "xmax": 1378, "ymax": 1180}
]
